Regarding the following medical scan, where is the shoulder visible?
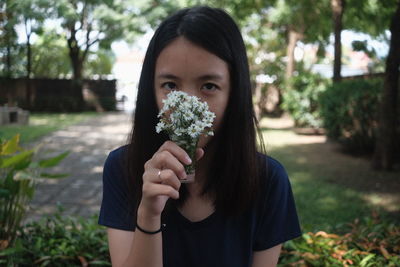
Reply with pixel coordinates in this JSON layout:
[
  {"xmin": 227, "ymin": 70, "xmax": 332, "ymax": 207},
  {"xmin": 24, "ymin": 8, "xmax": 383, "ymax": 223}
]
[
  {"xmin": 106, "ymin": 145, "xmax": 128, "ymax": 164},
  {"xmin": 252, "ymin": 153, "xmax": 302, "ymax": 250},
  {"xmin": 102, "ymin": 145, "xmax": 130, "ymax": 188},
  {"xmin": 257, "ymin": 152, "xmax": 289, "ymax": 186},
  {"xmin": 255, "ymin": 152, "xmax": 294, "ymax": 210},
  {"xmin": 104, "ymin": 145, "xmax": 128, "ymax": 172}
]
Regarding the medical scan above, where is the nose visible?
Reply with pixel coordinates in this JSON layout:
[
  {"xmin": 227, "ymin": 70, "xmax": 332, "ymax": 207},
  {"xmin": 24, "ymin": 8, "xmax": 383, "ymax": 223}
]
[{"xmin": 180, "ymin": 87, "xmax": 198, "ymax": 99}]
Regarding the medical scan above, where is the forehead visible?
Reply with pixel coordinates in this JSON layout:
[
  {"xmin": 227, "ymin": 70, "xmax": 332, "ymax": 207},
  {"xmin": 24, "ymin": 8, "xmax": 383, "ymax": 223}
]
[{"xmin": 155, "ymin": 37, "xmax": 229, "ymax": 78}]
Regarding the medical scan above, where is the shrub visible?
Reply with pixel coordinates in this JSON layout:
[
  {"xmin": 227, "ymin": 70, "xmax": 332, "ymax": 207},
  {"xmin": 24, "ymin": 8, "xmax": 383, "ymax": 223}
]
[
  {"xmin": 280, "ymin": 215, "xmax": 400, "ymax": 266},
  {"xmin": 0, "ymin": 209, "xmax": 110, "ymax": 266},
  {"xmin": 282, "ymin": 72, "xmax": 329, "ymax": 129},
  {"xmin": 0, "ymin": 135, "xmax": 68, "ymax": 248},
  {"xmin": 319, "ymin": 79, "xmax": 382, "ymax": 153}
]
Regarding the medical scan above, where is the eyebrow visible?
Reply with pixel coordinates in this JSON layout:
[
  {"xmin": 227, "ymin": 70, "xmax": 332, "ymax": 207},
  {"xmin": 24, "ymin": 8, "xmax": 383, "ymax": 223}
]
[{"xmin": 156, "ymin": 73, "xmax": 224, "ymax": 81}]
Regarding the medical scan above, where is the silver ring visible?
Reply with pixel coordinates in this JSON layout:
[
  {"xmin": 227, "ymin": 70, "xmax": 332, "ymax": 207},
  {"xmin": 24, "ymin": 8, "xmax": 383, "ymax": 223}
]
[{"xmin": 157, "ymin": 170, "xmax": 162, "ymax": 181}]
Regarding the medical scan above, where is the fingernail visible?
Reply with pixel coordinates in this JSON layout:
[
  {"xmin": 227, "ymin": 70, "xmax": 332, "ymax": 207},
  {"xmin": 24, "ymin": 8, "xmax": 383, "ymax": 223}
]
[{"xmin": 185, "ymin": 156, "xmax": 192, "ymax": 164}]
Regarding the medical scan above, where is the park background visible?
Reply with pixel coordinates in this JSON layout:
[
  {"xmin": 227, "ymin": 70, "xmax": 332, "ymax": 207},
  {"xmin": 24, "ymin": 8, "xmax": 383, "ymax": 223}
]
[{"xmin": 1, "ymin": 0, "xmax": 399, "ymax": 266}]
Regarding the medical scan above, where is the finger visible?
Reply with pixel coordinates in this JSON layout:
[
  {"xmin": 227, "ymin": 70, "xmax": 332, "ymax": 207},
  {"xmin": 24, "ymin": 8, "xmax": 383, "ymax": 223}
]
[
  {"xmin": 158, "ymin": 141, "xmax": 192, "ymax": 165},
  {"xmin": 159, "ymin": 169, "xmax": 181, "ymax": 191},
  {"xmin": 143, "ymin": 183, "xmax": 179, "ymax": 200},
  {"xmin": 152, "ymin": 150, "xmax": 187, "ymax": 179},
  {"xmin": 196, "ymin": 148, "xmax": 204, "ymax": 161}
]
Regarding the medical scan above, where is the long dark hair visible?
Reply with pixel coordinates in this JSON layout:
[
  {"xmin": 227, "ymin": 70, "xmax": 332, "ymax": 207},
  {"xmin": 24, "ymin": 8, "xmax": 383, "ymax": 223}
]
[{"xmin": 126, "ymin": 6, "xmax": 266, "ymax": 216}]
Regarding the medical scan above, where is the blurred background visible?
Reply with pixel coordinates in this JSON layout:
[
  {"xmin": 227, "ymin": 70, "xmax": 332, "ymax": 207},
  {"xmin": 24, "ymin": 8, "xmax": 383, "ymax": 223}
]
[{"xmin": 1, "ymin": 0, "xmax": 399, "ymax": 265}]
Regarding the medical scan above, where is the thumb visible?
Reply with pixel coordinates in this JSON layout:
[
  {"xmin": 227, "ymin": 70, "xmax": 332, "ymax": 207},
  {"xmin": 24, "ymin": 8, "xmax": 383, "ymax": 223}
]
[{"xmin": 195, "ymin": 148, "xmax": 204, "ymax": 161}]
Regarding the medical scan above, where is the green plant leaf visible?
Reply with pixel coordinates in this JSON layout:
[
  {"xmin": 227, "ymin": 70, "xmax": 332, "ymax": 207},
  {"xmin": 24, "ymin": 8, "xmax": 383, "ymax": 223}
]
[
  {"xmin": 360, "ymin": 254, "xmax": 375, "ymax": 267},
  {"xmin": 1, "ymin": 134, "xmax": 21, "ymax": 155},
  {"xmin": 38, "ymin": 151, "xmax": 69, "ymax": 168},
  {"xmin": 40, "ymin": 173, "xmax": 69, "ymax": 179},
  {"xmin": 0, "ymin": 150, "xmax": 34, "ymax": 169}
]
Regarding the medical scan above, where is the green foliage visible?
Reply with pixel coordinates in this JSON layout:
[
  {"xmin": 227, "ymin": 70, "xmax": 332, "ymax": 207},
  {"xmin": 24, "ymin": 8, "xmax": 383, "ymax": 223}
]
[
  {"xmin": 319, "ymin": 78, "xmax": 382, "ymax": 153},
  {"xmin": 84, "ymin": 49, "xmax": 115, "ymax": 78},
  {"xmin": 31, "ymin": 29, "xmax": 71, "ymax": 78},
  {"xmin": 0, "ymin": 135, "xmax": 69, "ymax": 247},
  {"xmin": 1, "ymin": 210, "xmax": 110, "ymax": 266},
  {"xmin": 280, "ymin": 216, "xmax": 400, "ymax": 266},
  {"xmin": 282, "ymin": 72, "xmax": 329, "ymax": 128}
]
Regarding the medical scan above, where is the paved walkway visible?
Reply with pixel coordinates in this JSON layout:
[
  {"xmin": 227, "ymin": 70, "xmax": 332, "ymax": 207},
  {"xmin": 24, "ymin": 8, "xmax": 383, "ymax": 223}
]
[{"xmin": 25, "ymin": 112, "xmax": 131, "ymax": 222}]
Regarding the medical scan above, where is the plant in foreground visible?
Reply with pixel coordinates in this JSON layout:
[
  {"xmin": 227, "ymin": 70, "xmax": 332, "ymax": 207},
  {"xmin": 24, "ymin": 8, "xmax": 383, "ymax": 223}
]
[
  {"xmin": 0, "ymin": 134, "xmax": 68, "ymax": 249},
  {"xmin": 280, "ymin": 214, "xmax": 400, "ymax": 266},
  {"xmin": 0, "ymin": 209, "xmax": 110, "ymax": 266}
]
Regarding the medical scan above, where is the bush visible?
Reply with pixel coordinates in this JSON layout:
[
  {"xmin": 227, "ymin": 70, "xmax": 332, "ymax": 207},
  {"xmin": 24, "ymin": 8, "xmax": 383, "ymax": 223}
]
[
  {"xmin": 0, "ymin": 135, "xmax": 68, "ymax": 247},
  {"xmin": 282, "ymin": 72, "xmax": 329, "ymax": 128},
  {"xmin": 280, "ymin": 215, "xmax": 400, "ymax": 266},
  {"xmin": 0, "ymin": 209, "xmax": 110, "ymax": 266},
  {"xmin": 319, "ymin": 79, "xmax": 382, "ymax": 153}
]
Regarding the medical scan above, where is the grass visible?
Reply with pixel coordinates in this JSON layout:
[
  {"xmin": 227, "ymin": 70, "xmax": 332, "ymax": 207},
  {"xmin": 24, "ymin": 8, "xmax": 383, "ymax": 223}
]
[
  {"xmin": 260, "ymin": 117, "xmax": 400, "ymax": 233},
  {"xmin": 0, "ymin": 112, "xmax": 98, "ymax": 143}
]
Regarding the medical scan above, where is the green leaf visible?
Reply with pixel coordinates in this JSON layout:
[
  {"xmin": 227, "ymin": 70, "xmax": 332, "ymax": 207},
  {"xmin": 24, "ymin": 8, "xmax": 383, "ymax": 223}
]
[
  {"xmin": 38, "ymin": 151, "xmax": 69, "ymax": 168},
  {"xmin": 1, "ymin": 134, "xmax": 21, "ymax": 155},
  {"xmin": 0, "ymin": 188, "xmax": 10, "ymax": 198},
  {"xmin": 360, "ymin": 254, "xmax": 375, "ymax": 267},
  {"xmin": 40, "ymin": 173, "xmax": 69, "ymax": 179},
  {"xmin": 0, "ymin": 150, "xmax": 34, "ymax": 169}
]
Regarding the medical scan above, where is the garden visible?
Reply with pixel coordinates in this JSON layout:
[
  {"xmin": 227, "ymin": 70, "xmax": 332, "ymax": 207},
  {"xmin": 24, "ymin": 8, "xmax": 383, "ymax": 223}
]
[{"xmin": 1, "ymin": 0, "xmax": 400, "ymax": 266}]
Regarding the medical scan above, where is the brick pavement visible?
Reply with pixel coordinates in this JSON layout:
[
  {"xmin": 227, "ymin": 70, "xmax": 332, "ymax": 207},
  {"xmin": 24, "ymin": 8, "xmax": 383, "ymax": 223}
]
[{"xmin": 25, "ymin": 112, "xmax": 131, "ymax": 222}]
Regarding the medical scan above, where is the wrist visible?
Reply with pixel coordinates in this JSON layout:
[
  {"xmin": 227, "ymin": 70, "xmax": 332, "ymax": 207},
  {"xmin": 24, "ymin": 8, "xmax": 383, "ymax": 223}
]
[{"xmin": 137, "ymin": 206, "xmax": 162, "ymax": 231}]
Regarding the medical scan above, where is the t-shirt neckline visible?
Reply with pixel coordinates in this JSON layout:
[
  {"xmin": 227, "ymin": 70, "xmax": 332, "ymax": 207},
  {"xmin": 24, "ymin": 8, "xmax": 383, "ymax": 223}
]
[{"xmin": 172, "ymin": 204, "xmax": 218, "ymax": 229}]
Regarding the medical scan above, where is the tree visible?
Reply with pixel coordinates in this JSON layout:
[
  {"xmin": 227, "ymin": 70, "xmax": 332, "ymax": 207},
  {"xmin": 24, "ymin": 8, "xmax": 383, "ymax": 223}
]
[
  {"xmin": 83, "ymin": 49, "xmax": 114, "ymax": 78},
  {"xmin": 331, "ymin": 0, "xmax": 345, "ymax": 82},
  {"xmin": 373, "ymin": 0, "xmax": 400, "ymax": 170},
  {"xmin": 12, "ymin": 0, "xmax": 50, "ymax": 107},
  {"xmin": 50, "ymin": 0, "xmax": 145, "ymax": 109},
  {"xmin": 31, "ymin": 30, "xmax": 71, "ymax": 78},
  {"xmin": 0, "ymin": 0, "xmax": 19, "ymax": 78}
]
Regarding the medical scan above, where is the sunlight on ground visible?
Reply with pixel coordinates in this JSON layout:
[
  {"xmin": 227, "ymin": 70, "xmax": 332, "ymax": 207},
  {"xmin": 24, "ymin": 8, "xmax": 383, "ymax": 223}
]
[
  {"xmin": 259, "ymin": 116, "xmax": 326, "ymax": 149},
  {"xmin": 363, "ymin": 194, "xmax": 400, "ymax": 212},
  {"xmin": 258, "ymin": 115, "xmax": 400, "ymax": 229}
]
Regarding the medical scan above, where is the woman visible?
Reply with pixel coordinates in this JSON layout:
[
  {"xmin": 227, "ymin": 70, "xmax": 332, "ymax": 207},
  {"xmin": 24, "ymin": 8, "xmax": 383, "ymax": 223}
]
[{"xmin": 99, "ymin": 6, "xmax": 301, "ymax": 267}]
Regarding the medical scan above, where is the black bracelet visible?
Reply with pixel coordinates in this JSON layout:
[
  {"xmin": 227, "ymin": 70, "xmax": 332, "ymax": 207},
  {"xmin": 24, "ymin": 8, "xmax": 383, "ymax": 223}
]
[{"xmin": 135, "ymin": 222, "xmax": 166, "ymax": 235}]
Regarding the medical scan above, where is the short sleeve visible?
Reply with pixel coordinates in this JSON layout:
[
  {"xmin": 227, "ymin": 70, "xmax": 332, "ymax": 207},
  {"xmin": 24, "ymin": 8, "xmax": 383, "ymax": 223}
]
[
  {"xmin": 253, "ymin": 156, "xmax": 302, "ymax": 251},
  {"xmin": 98, "ymin": 146, "xmax": 136, "ymax": 231}
]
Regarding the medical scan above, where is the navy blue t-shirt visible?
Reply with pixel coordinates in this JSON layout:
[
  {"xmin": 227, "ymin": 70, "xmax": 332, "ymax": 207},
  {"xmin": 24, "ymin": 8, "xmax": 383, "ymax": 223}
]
[{"xmin": 99, "ymin": 146, "xmax": 302, "ymax": 266}]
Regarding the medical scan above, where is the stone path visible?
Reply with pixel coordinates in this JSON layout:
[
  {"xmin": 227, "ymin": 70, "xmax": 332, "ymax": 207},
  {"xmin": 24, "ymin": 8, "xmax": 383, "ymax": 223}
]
[{"xmin": 25, "ymin": 112, "xmax": 131, "ymax": 222}]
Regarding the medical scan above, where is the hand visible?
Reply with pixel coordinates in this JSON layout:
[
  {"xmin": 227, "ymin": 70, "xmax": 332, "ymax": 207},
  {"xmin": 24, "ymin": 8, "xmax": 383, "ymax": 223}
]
[{"xmin": 138, "ymin": 141, "xmax": 204, "ymax": 220}]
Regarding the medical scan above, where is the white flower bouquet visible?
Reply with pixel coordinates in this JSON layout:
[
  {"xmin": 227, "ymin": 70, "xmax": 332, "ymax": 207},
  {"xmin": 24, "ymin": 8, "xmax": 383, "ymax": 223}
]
[{"xmin": 156, "ymin": 91, "xmax": 216, "ymax": 183}]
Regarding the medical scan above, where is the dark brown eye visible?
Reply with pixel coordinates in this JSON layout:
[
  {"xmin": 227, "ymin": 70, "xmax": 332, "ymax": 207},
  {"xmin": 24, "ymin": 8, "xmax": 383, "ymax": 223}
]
[
  {"xmin": 202, "ymin": 83, "xmax": 218, "ymax": 91},
  {"xmin": 162, "ymin": 82, "xmax": 177, "ymax": 90}
]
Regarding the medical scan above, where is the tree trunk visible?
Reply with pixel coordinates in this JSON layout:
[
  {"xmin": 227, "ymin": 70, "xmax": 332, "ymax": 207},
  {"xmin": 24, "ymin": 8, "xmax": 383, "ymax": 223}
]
[
  {"xmin": 6, "ymin": 41, "xmax": 12, "ymax": 78},
  {"xmin": 67, "ymin": 25, "xmax": 85, "ymax": 111},
  {"xmin": 285, "ymin": 28, "xmax": 302, "ymax": 80},
  {"xmin": 331, "ymin": 0, "xmax": 345, "ymax": 82},
  {"xmin": 26, "ymin": 31, "xmax": 32, "ymax": 109},
  {"xmin": 372, "ymin": 0, "xmax": 400, "ymax": 170},
  {"xmin": 254, "ymin": 82, "xmax": 263, "ymax": 121},
  {"xmin": 5, "ymin": 1, "xmax": 14, "ymax": 78}
]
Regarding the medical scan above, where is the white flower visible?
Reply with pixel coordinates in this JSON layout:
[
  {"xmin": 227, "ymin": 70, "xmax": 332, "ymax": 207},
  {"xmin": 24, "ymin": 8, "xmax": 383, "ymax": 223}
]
[
  {"xmin": 155, "ymin": 121, "xmax": 165, "ymax": 133},
  {"xmin": 156, "ymin": 91, "xmax": 215, "ymax": 144}
]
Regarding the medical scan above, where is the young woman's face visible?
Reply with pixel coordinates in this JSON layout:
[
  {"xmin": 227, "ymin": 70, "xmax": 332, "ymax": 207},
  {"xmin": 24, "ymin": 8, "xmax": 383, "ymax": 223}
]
[{"xmin": 154, "ymin": 37, "xmax": 231, "ymax": 148}]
